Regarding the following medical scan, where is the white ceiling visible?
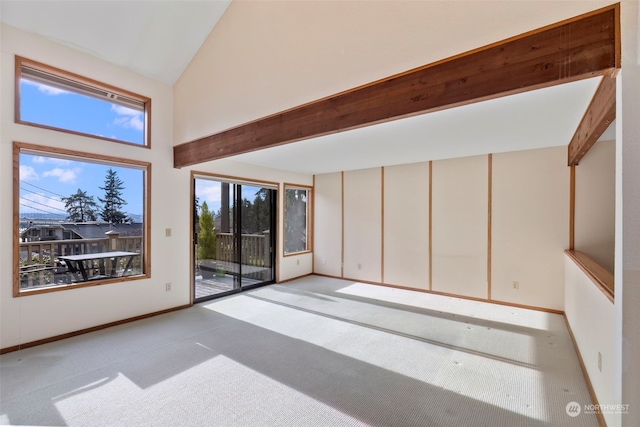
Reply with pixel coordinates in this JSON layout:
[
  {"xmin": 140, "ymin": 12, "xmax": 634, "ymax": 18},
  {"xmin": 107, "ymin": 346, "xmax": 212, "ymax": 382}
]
[
  {"xmin": 0, "ymin": 0, "xmax": 615, "ymax": 175},
  {"xmin": 0, "ymin": 0, "xmax": 231, "ymax": 84},
  {"xmin": 232, "ymin": 77, "xmax": 605, "ymax": 175}
]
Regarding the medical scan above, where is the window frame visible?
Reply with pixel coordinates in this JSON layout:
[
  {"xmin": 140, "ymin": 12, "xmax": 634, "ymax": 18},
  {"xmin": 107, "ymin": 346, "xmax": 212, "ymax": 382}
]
[
  {"xmin": 13, "ymin": 141, "xmax": 152, "ymax": 297},
  {"xmin": 283, "ymin": 183, "xmax": 313, "ymax": 257},
  {"xmin": 15, "ymin": 56, "xmax": 151, "ymax": 148}
]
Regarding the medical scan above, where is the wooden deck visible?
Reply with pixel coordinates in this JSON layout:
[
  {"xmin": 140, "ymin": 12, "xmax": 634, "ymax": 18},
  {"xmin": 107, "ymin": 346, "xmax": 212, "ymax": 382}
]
[
  {"xmin": 194, "ymin": 261, "xmax": 272, "ymax": 300},
  {"xmin": 195, "ymin": 278, "xmax": 235, "ymax": 299}
]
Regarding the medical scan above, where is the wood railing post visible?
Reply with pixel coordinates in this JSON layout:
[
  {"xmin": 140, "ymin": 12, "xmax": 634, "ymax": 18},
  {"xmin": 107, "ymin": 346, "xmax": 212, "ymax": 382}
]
[
  {"xmin": 19, "ymin": 235, "xmax": 143, "ymax": 289},
  {"xmin": 105, "ymin": 230, "xmax": 120, "ymax": 252},
  {"xmin": 263, "ymin": 231, "xmax": 271, "ymax": 268}
]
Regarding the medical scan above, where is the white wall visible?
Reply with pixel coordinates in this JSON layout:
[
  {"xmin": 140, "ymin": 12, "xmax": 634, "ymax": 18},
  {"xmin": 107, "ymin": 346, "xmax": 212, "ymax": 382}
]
[
  {"xmin": 492, "ymin": 147, "xmax": 569, "ymax": 311},
  {"xmin": 383, "ymin": 163, "xmax": 429, "ymax": 290},
  {"xmin": 0, "ymin": 25, "xmax": 316, "ymax": 350},
  {"xmin": 565, "ymin": 256, "xmax": 616, "ymax": 426},
  {"xmin": 0, "ymin": 24, "xmax": 188, "ymax": 349},
  {"xmin": 617, "ymin": 1, "xmax": 640, "ymax": 424},
  {"xmin": 575, "ymin": 139, "xmax": 616, "ymax": 273},
  {"xmin": 432, "ymin": 155, "xmax": 489, "ymax": 299},
  {"xmin": 313, "ymin": 173, "xmax": 343, "ymax": 277},
  {"xmin": 343, "ymin": 168, "xmax": 382, "ymax": 282},
  {"xmin": 314, "ymin": 146, "xmax": 569, "ymax": 311},
  {"xmin": 0, "ymin": 23, "xmax": 314, "ymax": 349}
]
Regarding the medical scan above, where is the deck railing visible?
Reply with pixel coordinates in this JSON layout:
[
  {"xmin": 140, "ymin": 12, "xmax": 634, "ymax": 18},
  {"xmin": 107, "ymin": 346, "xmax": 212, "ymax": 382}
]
[
  {"xmin": 215, "ymin": 231, "xmax": 271, "ymax": 267},
  {"xmin": 19, "ymin": 236, "xmax": 143, "ymax": 289}
]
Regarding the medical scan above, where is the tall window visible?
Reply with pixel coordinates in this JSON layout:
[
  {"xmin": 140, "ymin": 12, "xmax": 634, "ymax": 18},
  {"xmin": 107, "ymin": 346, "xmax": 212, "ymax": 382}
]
[
  {"xmin": 14, "ymin": 142, "xmax": 150, "ymax": 296},
  {"xmin": 15, "ymin": 56, "xmax": 150, "ymax": 147},
  {"xmin": 284, "ymin": 185, "xmax": 311, "ymax": 255}
]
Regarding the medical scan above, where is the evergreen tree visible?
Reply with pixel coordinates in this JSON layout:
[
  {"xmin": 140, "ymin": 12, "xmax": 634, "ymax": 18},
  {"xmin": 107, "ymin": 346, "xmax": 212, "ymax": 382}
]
[
  {"xmin": 61, "ymin": 188, "xmax": 99, "ymax": 222},
  {"xmin": 241, "ymin": 189, "xmax": 271, "ymax": 234},
  {"xmin": 252, "ymin": 189, "xmax": 271, "ymax": 233},
  {"xmin": 194, "ymin": 196, "xmax": 201, "ymax": 233},
  {"xmin": 284, "ymin": 189, "xmax": 307, "ymax": 253},
  {"xmin": 98, "ymin": 168, "xmax": 130, "ymax": 223},
  {"xmin": 240, "ymin": 198, "xmax": 254, "ymax": 233},
  {"xmin": 197, "ymin": 201, "xmax": 216, "ymax": 260}
]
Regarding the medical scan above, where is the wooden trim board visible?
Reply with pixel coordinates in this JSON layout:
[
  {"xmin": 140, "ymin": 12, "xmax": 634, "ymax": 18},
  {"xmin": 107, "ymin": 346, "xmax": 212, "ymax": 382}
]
[
  {"xmin": 487, "ymin": 154, "xmax": 493, "ymax": 300},
  {"xmin": 569, "ymin": 165, "xmax": 576, "ymax": 250},
  {"xmin": 564, "ymin": 315, "xmax": 608, "ymax": 427},
  {"xmin": 428, "ymin": 161, "xmax": 433, "ymax": 291},
  {"xmin": 1, "ymin": 304, "xmax": 191, "ymax": 354},
  {"xmin": 313, "ymin": 273, "xmax": 563, "ymax": 315},
  {"xmin": 565, "ymin": 250, "xmax": 614, "ymax": 302},
  {"xmin": 341, "ymin": 171, "xmax": 345, "ymax": 278},
  {"xmin": 381, "ymin": 167, "xmax": 385, "ymax": 284}
]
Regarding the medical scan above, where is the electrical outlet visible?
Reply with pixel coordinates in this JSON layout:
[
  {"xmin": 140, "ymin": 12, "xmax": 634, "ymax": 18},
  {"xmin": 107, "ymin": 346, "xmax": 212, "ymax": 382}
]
[
  {"xmin": 598, "ymin": 352, "xmax": 602, "ymax": 372},
  {"xmin": 513, "ymin": 281, "xmax": 519, "ymax": 289},
  {"xmin": 165, "ymin": 282, "xmax": 172, "ymax": 292},
  {"xmin": 296, "ymin": 259, "xmax": 300, "ymax": 265},
  {"xmin": 357, "ymin": 263, "xmax": 362, "ymax": 270},
  {"xmin": 322, "ymin": 258, "xmax": 326, "ymax": 265},
  {"xmin": 165, "ymin": 228, "xmax": 172, "ymax": 237}
]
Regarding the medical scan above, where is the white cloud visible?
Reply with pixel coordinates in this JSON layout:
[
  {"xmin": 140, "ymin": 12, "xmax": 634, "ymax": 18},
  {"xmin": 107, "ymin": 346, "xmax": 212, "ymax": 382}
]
[
  {"xmin": 129, "ymin": 115, "xmax": 144, "ymax": 130},
  {"xmin": 111, "ymin": 105, "xmax": 139, "ymax": 116},
  {"xmin": 112, "ymin": 105, "xmax": 144, "ymax": 131},
  {"xmin": 20, "ymin": 165, "xmax": 39, "ymax": 181},
  {"xmin": 196, "ymin": 183, "xmax": 223, "ymax": 215},
  {"xmin": 39, "ymin": 85, "xmax": 68, "ymax": 96},
  {"xmin": 116, "ymin": 115, "xmax": 144, "ymax": 131},
  {"xmin": 22, "ymin": 79, "xmax": 68, "ymax": 95},
  {"xmin": 42, "ymin": 168, "xmax": 80, "ymax": 184},
  {"xmin": 32, "ymin": 156, "xmax": 71, "ymax": 166},
  {"xmin": 198, "ymin": 183, "xmax": 221, "ymax": 204}
]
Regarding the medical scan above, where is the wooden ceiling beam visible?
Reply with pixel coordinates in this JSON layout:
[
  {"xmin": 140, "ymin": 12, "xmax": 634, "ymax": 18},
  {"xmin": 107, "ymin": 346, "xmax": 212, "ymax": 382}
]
[
  {"xmin": 567, "ymin": 73, "xmax": 616, "ymax": 166},
  {"xmin": 174, "ymin": 5, "xmax": 619, "ymax": 168}
]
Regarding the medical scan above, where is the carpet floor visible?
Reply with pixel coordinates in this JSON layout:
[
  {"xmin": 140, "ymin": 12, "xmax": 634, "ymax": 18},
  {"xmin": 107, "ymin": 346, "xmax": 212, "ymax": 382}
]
[{"xmin": 0, "ymin": 276, "xmax": 599, "ymax": 426}]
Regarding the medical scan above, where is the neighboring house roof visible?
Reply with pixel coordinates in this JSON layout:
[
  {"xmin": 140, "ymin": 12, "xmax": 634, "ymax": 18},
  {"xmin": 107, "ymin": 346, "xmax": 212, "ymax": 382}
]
[
  {"xmin": 61, "ymin": 223, "xmax": 143, "ymax": 239},
  {"xmin": 20, "ymin": 222, "xmax": 143, "ymax": 240},
  {"xmin": 19, "ymin": 224, "xmax": 65, "ymax": 240}
]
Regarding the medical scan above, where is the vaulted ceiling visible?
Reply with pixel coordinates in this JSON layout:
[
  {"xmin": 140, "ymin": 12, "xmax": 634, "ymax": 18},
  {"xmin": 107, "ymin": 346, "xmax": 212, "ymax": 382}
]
[
  {"xmin": 0, "ymin": 0, "xmax": 616, "ymax": 174},
  {"xmin": 0, "ymin": 0, "xmax": 231, "ymax": 85}
]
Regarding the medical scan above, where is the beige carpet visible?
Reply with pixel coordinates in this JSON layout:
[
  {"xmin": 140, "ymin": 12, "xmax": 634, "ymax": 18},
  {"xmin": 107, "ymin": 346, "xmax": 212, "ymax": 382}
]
[{"xmin": 0, "ymin": 276, "xmax": 598, "ymax": 426}]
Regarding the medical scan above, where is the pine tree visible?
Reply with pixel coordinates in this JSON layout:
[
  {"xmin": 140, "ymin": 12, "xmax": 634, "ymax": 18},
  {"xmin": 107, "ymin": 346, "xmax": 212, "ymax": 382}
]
[
  {"xmin": 251, "ymin": 189, "xmax": 271, "ymax": 233},
  {"xmin": 61, "ymin": 188, "xmax": 99, "ymax": 222},
  {"xmin": 98, "ymin": 168, "xmax": 130, "ymax": 223},
  {"xmin": 197, "ymin": 201, "xmax": 216, "ymax": 260}
]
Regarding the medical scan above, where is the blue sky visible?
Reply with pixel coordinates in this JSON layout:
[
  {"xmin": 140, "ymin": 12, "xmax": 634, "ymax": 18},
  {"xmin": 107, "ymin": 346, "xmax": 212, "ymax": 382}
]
[
  {"xmin": 19, "ymin": 77, "xmax": 262, "ymax": 220},
  {"xmin": 20, "ymin": 153, "xmax": 144, "ymax": 218},
  {"xmin": 19, "ymin": 78, "xmax": 145, "ymax": 218},
  {"xmin": 195, "ymin": 179, "xmax": 267, "ymax": 216},
  {"xmin": 20, "ymin": 79, "xmax": 144, "ymax": 144}
]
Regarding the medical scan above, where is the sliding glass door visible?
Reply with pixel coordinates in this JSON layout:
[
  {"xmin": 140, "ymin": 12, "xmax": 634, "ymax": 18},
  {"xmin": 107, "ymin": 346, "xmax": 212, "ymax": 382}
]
[
  {"xmin": 193, "ymin": 177, "xmax": 276, "ymax": 302},
  {"xmin": 238, "ymin": 184, "xmax": 275, "ymax": 286}
]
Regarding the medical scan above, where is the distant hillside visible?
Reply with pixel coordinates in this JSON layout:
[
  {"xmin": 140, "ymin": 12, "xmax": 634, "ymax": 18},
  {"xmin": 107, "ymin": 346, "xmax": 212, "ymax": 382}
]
[
  {"xmin": 20, "ymin": 213, "xmax": 67, "ymax": 221},
  {"xmin": 20, "ymin": 212, "xmax": 144, "ymax": 223}
]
